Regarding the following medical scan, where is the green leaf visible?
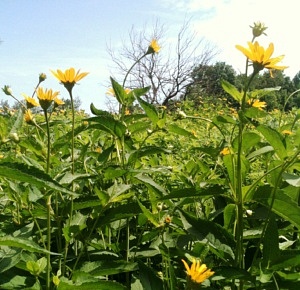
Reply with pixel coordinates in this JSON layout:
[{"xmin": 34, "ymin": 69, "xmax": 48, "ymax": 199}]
[
  {"xmin": 159, "ymin": 185, "xmax": 224, "ymax": 200},
  {"xmin": 221, "ymin": 80, "xmax": 242, "ymax": 102},
  {"xmin": 252, "ymin": 185, "xmax": 300, "ymax": 228},
  {"xmin": 26, "ymin": 257, "xmax": 47, "ymax": 276},
  {"xmin": 179, "ymin": 209, "xmax": 235, "ymax": 259},
  {"xmin": 110, "ymin": 77, "xmax": 126, "ymax": 105},
  {"xmin": 58, "ymin": 279, "xmax": 127, "ymax": 290},
  {"xmin": 138, "ymin": 261, "xmax": 164, "ymax": 290},
  {"xmin": 128, "ymin": 146, "xmax": 170, "ymax": 165},
  {"xmin": 247, "ymin": 145, "xmax": 274, "ymax": 160},
  {"xmin": 282, "ymin": 172, "xmax": 300, "ymax": 187},
  {"xmin": 80, "ymin": 260, "xmax": 138, "ymax": 276},
  {"xmin": 0, "ymin": 236, "xmax": 59, "ymax": 255},
  {"xmin": 223, "ymin": 204, "xmax": 236, "ymax": 230},
  {"xmin": 262, "ymin": 215, "xmax": 280, "ymax": 268},
  {"xmin": 137, "ymin": 199, "xmax": 160, "ymax": 227},
  {"xmin": 0, "ymin": 250, "xmax": 22, "ymax": 273},
  {"xmin": 90, "ymin": 103, "xmax": 112, "ymax": 116},
  {"xmin": 97, "ymin": 203, "xmax": 142, "ymax": 226},
  {"xmin": 256, "ymin": 125, "xmax": 287, "ymax": 160},
  {"xmin": 233, "ymin": 132, "xmax": 261, "ymax": 154},
  {"xmin": 212, "ymin": 266, "xmax": 254, "ymax": 282},
  {"xmin": 63, "ymin": 212, "xmax": 87, "ymax": 242},
  {"xmin": 270, "ymin": 250, "xmax": 300, "ymax": 271},
  {"xmin": 244, "ymin": 107, "xmax": 268, "ymax": 119},
  {"xmin": 136, "ymin": 96, "xmax": 159, "ymax": 125},
  {"xmin": 167, "ymin": 123, "xmax": 197, "ymax": 139},
  {"xmin": 214, "ymin": 115, "xmax": 237, "ymax": 125},
  {"xmin": 250, "ymin": 87, "xmax": 281, "ymax": 98},
  {"xmin": 87, "ymin": 117, "xmax": 126, "ymax": 139},
  {"xmin": 0, "ymin": 162, "xmax": 75, "ymax": 196},
  {"xmin": 132, "ymin": 86, "xmax": 151, "ymax": 99}
]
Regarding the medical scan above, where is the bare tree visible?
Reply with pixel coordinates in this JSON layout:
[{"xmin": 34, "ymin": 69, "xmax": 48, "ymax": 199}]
[{"xmin": 106, "ymin": 18, "xmax": 218, "ymax": 106}]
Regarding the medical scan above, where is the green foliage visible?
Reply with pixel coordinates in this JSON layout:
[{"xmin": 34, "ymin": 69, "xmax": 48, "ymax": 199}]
[{"xmin": 1, "ymin": 32, "xmax": 300, "ymax": 290}]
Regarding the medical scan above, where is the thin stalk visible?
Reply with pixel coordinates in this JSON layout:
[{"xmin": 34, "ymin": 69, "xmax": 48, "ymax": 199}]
[
  {"xmin": 234, "ymin": 72, "xmax": 257, "ymax": 290},
  {"xmin": 46, "ymin": 194, "xmax": 52, "ymax": 290},
  {"xmin": 44, "ymin": 109, "xmax": 51, "ymax": 290}
]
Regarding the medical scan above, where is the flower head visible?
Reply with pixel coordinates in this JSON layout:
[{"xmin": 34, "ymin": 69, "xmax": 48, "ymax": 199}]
[
  {"xmin": 235, "ymin": 41, "xmax": 288, "ymax": 76},
  {"xmin": 282, "ymin": 129, "xmax": 293, "ymax": 135},
  {"xmin": 53, "ymin": 97, "xmax": 65, "ymax": 109},
  {"xmin": 182, "ymin": 259, "xmax": 214, "ymax": 284},
  {"xmin": 24, "ymin": 109, "xmax": 36, "ymax": 125},
  {"xmin": 250, "ymin": 21, "xmax": 268, "ymax": 38},
  {"xmin": 51, "ymin": 68, "xmax": 89, "ymax": 92},
  {"xmin": 22, "ymin": 94, "xmax": 39, "ymax": 109},
  {"xmin": 36, "ymin": 87, "xmax": 59, "ymax": 111},
  {"xmin": 248, "ymin": 99, "xmax": 266, "ymax": 110},
  {"xmin": 146, "ymin": 39, "xmax": 160, "ymax": 54},
  {"xmin": 220, "ymin": 147, "xmax": 230, "ymax": 156}
]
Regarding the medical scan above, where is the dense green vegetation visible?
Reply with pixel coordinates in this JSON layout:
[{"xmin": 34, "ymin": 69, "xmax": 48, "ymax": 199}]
[{"xmin": 0, "ymin": 24, "xmax": 300, "ymax": 290}]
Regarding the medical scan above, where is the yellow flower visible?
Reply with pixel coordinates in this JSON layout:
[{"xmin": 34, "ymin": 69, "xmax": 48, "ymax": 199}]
[
  {"xmin": 53, "ymin": 97, "xmax": 65, "ymax": 108},
  {"xmin": 248, "ymin": 99, "xmax": 266, "ymax": 110},
  {"xmin": 24, "ymin": 109, "xmax": 35, "ymax": 125},
  {"xmin": 235, "ymin": 42, "xmax": 288, "ymax": 76},
  {"xmin": 146, "ymin": 39, "xmax": 160, "ymax": 54},
  {"xmin": 282, "ymin": 130, "xmax": 293, "ymax": 135},
  {"xmin": 220, "ymin": 147, "xmax": 230, "ymax": 156},
  {"xmin": 95, "ymin": 147, "xmax": 102, "ymax": 153},
  {"xmin": 36, "ymin": 87, "xmax": 59, "ymax": 110},
  {"xmin": 22, "ymin": 94, "xmax": 39, "ymax": 109},
  {"xmin": 125, "ymin": 109, "xmax": 130, "ymax": 115},
  {"xmin": 51, "ymin": 68, "xmax": 88, "ymax": 92},
  {"xmin": 106, "ymin": 87, "xmax": 131, "ymax": 97},
  {"xmin": 182, "ymin": 259, "xmax": 214, "ymax": 284}
]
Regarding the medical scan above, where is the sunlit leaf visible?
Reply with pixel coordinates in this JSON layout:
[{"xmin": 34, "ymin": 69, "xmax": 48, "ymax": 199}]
[
  {"xmin": 0, "ymin": 162, "xmax": 75, "ymax": 196},
  {"xmin": 221, "ymin": 80, "xmax": 242, "ymax": 102}
]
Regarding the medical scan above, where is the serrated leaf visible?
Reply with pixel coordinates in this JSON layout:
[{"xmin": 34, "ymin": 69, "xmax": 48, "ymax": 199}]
[
  {"xmin": 179, "ymin": 209, "xmax": 235, "ymax": 259},
  {"xmin": 253, "ymin": 185, "xmax": 300, "ymax": 228},
  {"xmin": 80, "ymin": 260, "xmax": 138, "ymax": 276},
  {"xmin": 0, "ymin": 162, "xmax": 75, "ymax": 196},
  {"xmin": 137, "ymin": 199, "xmax": 160, "ymax": 227},
  {"xmin": 136, "ymin": 96, "xmax": 159, "ymax": 125},
  {"xmin": 256, "ymin": 125, "xmax": 287, "ymax": 160},
  {"xmin": 247, "ymin": 145, "xmax": 274, "ymax": 160},
  {"xmin": 87, "ymin": 117, "xmax": 126, "ymax": 139},
  {"xmin": 90, "ymin": 103, "xmax": 112, "ymax": 116},
  {"xmin": 167, "ymin": 123, "xmax": 197, "ymax": 138},
  {"xmin": 138, "ymin": 261, "xmax": 164, "ymax": 290},
  {"xmin": 262, "ymin": 215, "xmax": 279, "ymax": 268},
  {"xmin": 221, "ymin": 80, "xmax": 243, "ymax": 102},
  {"xmin": 0, "ymin": 236, "xmax": 59, "ymax": 255},
  {"xmin": 282, "ymin": 172, "xmax": 300, "ymax": 187},
  {"xmin": 58, "ymin": 279, "xmax": 127, "ymax": 290}
]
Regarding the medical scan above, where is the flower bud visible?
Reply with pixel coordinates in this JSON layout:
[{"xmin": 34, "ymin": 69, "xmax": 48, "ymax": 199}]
[
  {"xmin": 9, "ymin": 132, "xmax": 20, "ymax": 143},
  {"xmin": 2, "ymin": 85, "xmax": 13, "ymax": 96},
  {"xmin": 250, "ymin": 21, "xmax": 267, "ymax": 38},
  {"xmin": 39, "ymin": 73, "xmax": 47, "ymax": 83}
]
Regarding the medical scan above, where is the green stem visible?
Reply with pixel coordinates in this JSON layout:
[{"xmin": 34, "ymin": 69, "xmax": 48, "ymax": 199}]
[
  {"xmin": 46, "ymin": 194, "xmax": 52, "ymax": 290},
  {"xmin": 234, "ymin": 72, "xmax": 258, "ymax": 290},
  {"xmin": 44, "ymin": 109, "xmax": 51, "ymax": 290}
]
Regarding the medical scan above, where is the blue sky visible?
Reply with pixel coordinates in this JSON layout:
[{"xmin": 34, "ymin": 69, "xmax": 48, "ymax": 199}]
[{"xmin": 1, "ymin": 0, "xmax": 299, "ymax": 113}]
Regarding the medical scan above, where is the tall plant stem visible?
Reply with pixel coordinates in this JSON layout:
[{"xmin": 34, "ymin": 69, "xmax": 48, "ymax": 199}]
[
  {"xmin": 234, "ymin": 72, "xmax": 256, "ymax": 289},
  {"xmin": 44, "ymin": 109, "xmax": 51, "ymax": 290}
]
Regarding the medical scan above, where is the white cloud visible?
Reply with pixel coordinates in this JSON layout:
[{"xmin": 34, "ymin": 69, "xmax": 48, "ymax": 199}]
[{"xmin": 190, "ymin": 0, "xmax": 300, "ymax": 77}]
